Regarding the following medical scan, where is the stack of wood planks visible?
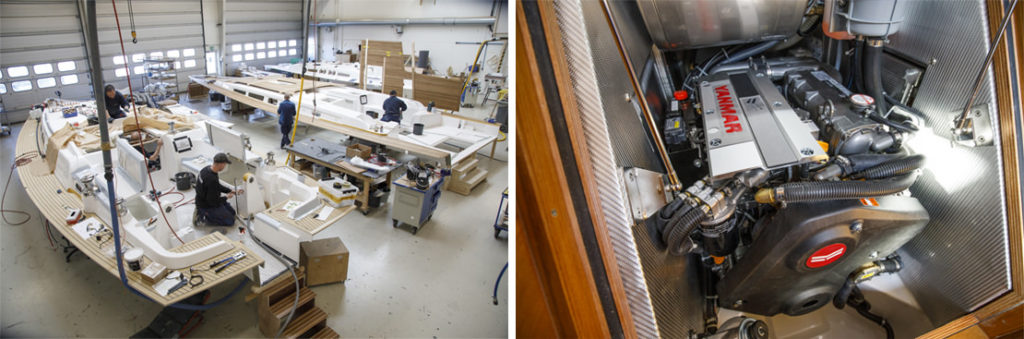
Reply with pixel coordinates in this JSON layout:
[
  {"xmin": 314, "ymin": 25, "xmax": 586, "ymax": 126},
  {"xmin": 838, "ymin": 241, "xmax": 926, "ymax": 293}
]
[
  {"xmin": 412, "ymin": 74, "xmax": 465, "ymax": 111},
  {"xmin": 360, "ymin": 40, "xmax": 403, "ymax": 92},
  {"xmin": 382, "ymin": 55, "xmax": 410, "ymax": 95}
]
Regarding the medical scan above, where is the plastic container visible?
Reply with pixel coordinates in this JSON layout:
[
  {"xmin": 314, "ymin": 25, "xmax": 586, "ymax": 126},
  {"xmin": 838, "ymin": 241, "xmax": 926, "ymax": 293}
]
[
  {"xmin": 125, "ymin": 248, "xmax": 144, "ymax": 271},
  {"xmin": 413, "ymin": 123, "xmax": 425, "ymax": 135}
]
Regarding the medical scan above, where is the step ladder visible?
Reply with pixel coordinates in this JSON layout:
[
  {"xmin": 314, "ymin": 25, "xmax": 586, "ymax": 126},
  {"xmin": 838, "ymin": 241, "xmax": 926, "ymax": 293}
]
[
  {"xmin": 446, "ymin": 155, "xmax": 488, "ymax": 195},
  {"xmin": 248, "ymin": 267, "xmax": 340, "ymax": 338}
]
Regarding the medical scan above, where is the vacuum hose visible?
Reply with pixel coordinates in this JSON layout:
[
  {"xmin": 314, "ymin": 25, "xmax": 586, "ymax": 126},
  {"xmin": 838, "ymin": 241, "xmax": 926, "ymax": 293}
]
[
  {"xmin": 863, "ymin": 39, "xmax": 888, "ymax": 116},
  {"xmin": 755, "ymin": 173, "xmax": 918, "ymax": 204},
  {"xmin": 664, "ymin": 207, "xmax": 706, "ymax": 255},
  {"xmin": 852, "ymin": 154, "xmax": 926, "ymax": 180},
  {"xmin": 721, "ymin": 40, "xmax": 782, "ymax": 64}
]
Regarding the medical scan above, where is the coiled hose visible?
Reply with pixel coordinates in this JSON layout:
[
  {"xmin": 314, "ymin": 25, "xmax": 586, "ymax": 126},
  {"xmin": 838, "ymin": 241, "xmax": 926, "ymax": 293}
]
[
  {"xmin": 757, "ymin": 173, "xmax": 918, "ymax": 204},
  {"xmin": 664, "ymin": 207, "xmax": 706, "ymax": 256},
  {"xmin": 852, "ymin": 154, "xmax": 926, "ymax": 180}
]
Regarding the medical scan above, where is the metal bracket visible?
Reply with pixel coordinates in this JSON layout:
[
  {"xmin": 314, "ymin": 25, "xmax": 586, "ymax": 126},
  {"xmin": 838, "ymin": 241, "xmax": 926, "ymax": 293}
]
[
  {"xmin": 621, "ymin": 167, "xmax": 670, "ymax": 222},
  {"xmin": 952, "ymin": 103, "xmax": 993, "ymax": 147}
]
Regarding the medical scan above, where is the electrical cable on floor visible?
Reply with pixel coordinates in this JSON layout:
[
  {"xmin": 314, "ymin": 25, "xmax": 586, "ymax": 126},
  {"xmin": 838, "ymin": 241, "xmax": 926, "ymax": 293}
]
[
  {"xmin": 34, "ymin": 119, "xmax": 45, "ymax": 158},
  {"xmin": 2, "ymin": 152, "xmax": 38, "ymax": 226},
  {"xmin": 110, "ymin": 0, "xmax": 184, "ymax": 245}
]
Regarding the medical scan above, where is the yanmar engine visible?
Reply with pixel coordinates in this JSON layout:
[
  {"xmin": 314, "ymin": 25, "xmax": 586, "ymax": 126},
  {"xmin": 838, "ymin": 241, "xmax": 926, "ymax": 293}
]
[{"xmin": 653, "ymin": 57, "xmax": 929, "ymax": 318}]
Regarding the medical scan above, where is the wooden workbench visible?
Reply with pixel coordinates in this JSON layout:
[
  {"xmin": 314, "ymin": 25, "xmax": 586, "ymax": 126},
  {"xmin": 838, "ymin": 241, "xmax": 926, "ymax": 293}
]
[
  {"xmin": 285, "ymin": 147, "xmax": 398, "ymax": 216},
  {"xmin": 14, "ymin": 120, "xmax": 264, "ymax": 306}
]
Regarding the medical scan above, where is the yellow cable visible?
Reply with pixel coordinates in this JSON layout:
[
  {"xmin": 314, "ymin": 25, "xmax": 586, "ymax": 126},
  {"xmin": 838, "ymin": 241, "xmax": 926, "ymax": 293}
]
[
  {"xmin": 496, "ymin": 130, "xmax": 507, "ymax": 142},
  {"xmin": 285, "ymin": 76, "xmax": 306, "ymax": 166}
]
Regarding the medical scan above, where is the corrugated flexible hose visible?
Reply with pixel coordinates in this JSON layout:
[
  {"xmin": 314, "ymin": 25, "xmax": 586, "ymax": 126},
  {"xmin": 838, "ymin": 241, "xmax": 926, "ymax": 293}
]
[
  {"xmin": 852, "ymin": 154, "xmax": 926, "ymax": 180},
  {"xmin": 775, "ymin": 173, "xmax": 918, "ymax": 204}
]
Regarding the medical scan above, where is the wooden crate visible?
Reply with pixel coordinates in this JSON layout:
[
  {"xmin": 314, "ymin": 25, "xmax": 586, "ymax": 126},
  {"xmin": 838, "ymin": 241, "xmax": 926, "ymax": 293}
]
[{"xmin": 300, "ymin": 237, "xmax": 350, "ymax": 286}]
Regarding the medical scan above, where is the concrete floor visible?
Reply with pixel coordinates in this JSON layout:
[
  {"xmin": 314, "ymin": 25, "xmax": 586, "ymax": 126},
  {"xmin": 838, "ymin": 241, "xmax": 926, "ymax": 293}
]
[{"xmin": 0, "ymin": 96, "xmax": 509, "ymax": 337}]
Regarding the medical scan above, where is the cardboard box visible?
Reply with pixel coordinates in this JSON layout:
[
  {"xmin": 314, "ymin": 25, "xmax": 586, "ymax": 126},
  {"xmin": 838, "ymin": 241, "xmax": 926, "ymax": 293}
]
[
  {"xmin": 300, "ymin": 237, "xmax": 349, "ymax": 286},
  {"xmin": 347, "ymin": 144, "xmax": 372, "ymax": 160}
]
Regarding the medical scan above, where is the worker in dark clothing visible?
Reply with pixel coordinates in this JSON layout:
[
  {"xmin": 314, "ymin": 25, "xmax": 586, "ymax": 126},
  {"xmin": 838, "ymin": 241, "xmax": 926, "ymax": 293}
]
[
  {"xmin": 381, "ymin": 90, "xmax": 407, "ymax": 124},
  {"xmin": 278, "ymin": 94, "xmax": 296, "ymax": 148},
  {"xmin": 193, "ymin": 153, "xmax": 243, "ymax": 226},
  {"xmin": 104, "ymin": 84, "xmax": 129, "ymax": 119}
]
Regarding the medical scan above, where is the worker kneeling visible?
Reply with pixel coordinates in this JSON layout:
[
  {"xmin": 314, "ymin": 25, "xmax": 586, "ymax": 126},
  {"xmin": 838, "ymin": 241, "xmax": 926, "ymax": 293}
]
[{"xmin": 194, "ymin": 153, "xmax": 243, "ymax": 226}]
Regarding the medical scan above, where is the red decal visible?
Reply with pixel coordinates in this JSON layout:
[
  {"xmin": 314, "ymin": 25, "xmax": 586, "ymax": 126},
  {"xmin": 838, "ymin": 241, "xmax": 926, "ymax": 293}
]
[
  {"xmin": 714, "ymin": 85, "xmax": 743, "ymax": 133},
  {"xmin": 860, "ymin": 198, "xmax": 879, "ymax": 206},
  {"xmin": 806, "ymin": 243, "xmax": 847, "ymax": 268}
]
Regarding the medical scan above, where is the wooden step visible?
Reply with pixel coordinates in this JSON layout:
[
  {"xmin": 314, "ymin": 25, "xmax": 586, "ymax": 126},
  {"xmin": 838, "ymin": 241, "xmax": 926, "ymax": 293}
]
[
  {"xmin": 282, "ymin": 307, "xmax": 328, "ymax": 339},
  {"xmin": 452, "ymin": 157, "xmax": 479, "ymax": 175},
  {"xmin": 311, "ymin": 326, "xmax": 340, "ymax": 339},
  {"xmin": 269, "ymin": 287, "xmax": 317, "ymax": 320},
  {"xmin": 464, "ymin": 167, "xmax": 487, "ymax": 187}
]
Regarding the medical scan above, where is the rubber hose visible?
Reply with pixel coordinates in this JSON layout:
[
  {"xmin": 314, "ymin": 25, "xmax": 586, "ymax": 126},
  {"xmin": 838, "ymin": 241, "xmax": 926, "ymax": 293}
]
[
  {"xmin": 884, "ymin": 94, "xmax": 925, "ymax": 117},
  {"xmin": 776, "ymin": 173, "xmax": 917, "ymax": 203},
  {"xmin": 863, "ymin": 41, "xmax": 888, "ymax": 116},
  {"xmin": 851, "ymin": 40, "xmax": 864, "ymax": 92},
  {"xmin": 847, "ymin": 153, "xmax": 907, "ymax": 173},
  {"xmin": 721, "ymin": 40, "xmax": 781, "ymax": 64},
  {"xmin": 659, "ymin": 199, "xmax": 692, "ymax": 244},
  {"xmin": 666, "ymin": 208, "xmax": 705, "ymax": 256},
  {"xmin": 868, "ymin": 112, "xmax": 918, "ymax": 132},
  {"xmin": 853, "ymin": 154, "xmax": 926, "ymax": 180}
]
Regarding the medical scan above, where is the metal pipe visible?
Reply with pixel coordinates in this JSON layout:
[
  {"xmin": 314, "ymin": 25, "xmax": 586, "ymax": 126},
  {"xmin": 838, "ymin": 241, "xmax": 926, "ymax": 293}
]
[
  {"xmin": 220, "ymin": 0, "xmax": 227, "ymax": 76},
  {"xmin": 955, "ymin": 0, "xmax": 1019, "ymax": 132},
  {"xmin": 600, "ymin": 0, "xmax": 682, "ymax": 191},
  {"xmin": 310, "ymin": 17, "xmax": 496, "ymax": 26}
]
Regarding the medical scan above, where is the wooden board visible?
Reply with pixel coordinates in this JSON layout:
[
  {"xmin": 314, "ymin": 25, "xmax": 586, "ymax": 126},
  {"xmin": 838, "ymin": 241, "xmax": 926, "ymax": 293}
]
[
  {"xmin": 265, "ymin": 200, "xmax": 354, "ymax": 235},
  {"xmin": 14, "ymin": 120, "xmax": 263, "ymax": 306},
  {"xmin": 412, "ymin": 74, "xmax": 464, "ymax": 111},
  {"xmin": 382, "ymin": 56, "xmax": 410, "ymax": 96},
  {"xmin": 361, "ymin": 40, "xmax": 404, "ymax": 92}
]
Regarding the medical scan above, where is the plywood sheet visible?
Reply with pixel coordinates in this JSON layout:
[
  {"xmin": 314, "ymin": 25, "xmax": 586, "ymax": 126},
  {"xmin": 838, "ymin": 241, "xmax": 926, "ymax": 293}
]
[{"xmin": 413, "ymin": 75, "xmax": 464, "ymax": 111}]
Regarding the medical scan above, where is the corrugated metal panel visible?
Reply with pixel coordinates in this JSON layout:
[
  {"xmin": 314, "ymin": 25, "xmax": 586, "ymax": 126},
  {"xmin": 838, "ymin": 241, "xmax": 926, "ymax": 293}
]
[
  {"xmin": 223, "ymin": 0, "xmax": 302, "ymax": 69},
  {"xmin": 885, "ymin": 0, "xmax": 1012, "ymax": 326},
  {"xmin": 576, "ymin": 0, "xmax": 705, "ymax": 337},
  {"xmin": 553, "ymin": 1, "xmax": 661, "ymax": 337}
]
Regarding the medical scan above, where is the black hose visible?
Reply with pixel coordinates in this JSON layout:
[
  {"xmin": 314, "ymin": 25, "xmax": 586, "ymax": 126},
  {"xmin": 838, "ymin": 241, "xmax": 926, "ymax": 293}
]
[
  {"xmin": 35, "ymin": 118, "xmax": 46, "ymax": 158},
  {"xmin": 665, "ymin": 208, "xmax": 705, "ymax": 256},
  {"xmin": 658, "ymin": 199, "xmax": 691, "ymax": 244},
  {"xmin": 853, "ymin": 154, "xmax": 926, "ymax": 180},
  {"xmin": 863, "ymin": 40, "xmax": 888, "ymax": 116},
  {"xmin": 721, "ymin": 40, "xmax": 781, "ymax": 64},
  {"xmin": 847, "ymin": 153, "xmax": 906, "ymax": 173},
  {"xmin": 851, "ymin": 39, "xmax": 864, "ymax": 92},
  {"xmin": 868, "ymin": 112, "xmax": 918, "ymax": 132},
  {"xmin": 774, "ymin": 173, "xmax": 918, "ymax": 203},
  {"xmin": 884, "ymin": 94, "xmax": 925, "ymax": 117},
  {"xmin": 848, "ymin": 287, "xmax": 896, "ymax": 339}
]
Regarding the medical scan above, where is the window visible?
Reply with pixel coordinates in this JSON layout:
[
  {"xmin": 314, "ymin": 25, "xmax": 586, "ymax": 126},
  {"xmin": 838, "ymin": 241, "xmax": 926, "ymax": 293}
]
[
  {"xmin": 167, "ymin": 50, "xmax": 180, "ymax": 58},
  {"xmin": 232, "ymin": 54, "xmax": 242, "ymax": 62},
  {"xmin": 278, "ymin": 40, "xmax": 287, "ymax": 47},
  {"xmin": 60, "ymin": 74, "xmax": 79, "ymax": 85},
  {"xmin": 7, "ymin": 66, "xmax": 29, "ymax": 77},
  {"xmin": 0, "ymin": 84, "xmax": 5, "ymax": 94},
  {"xmin": 183, "ymin": 48, "xmax": 195, "ymax": 57},
  {"xmin": 132, "ymin": 53, "xmax": 145, "ymax": 63},
  {"xmin": 256, "ymin": 42, "xmax": 266, "ymax": 49},
  {"xmin": 57, "ymin": 61, "xmax": 76, "ymax": 72},
  {"xmin": 288, "ymin": 39, "xmax": 297, "ymax": 47},
  {"xmin": 278, "ymin": 49, "xmax": 286, "ymax": 56},
  {"xmin": 244, "ymin": 43, "xmax": 254, "ymax": 51},
  {"xmin": 174, "ymin": 61, "xmax": 181, "ymax": 69},
  {"xmin": 256, "ymin": 52, "xmax": 265, "ymax": 59},
  {"xmin": 268, "ymin": 41, "xmax": 277, "ymax": 49},
  {"xmin": 113, "ymin": 56, "xmax": 126, "ymax": 65},
  {"xmin": 184, "ymin": 59, "xmax": 197, "ymax": 68},
  {"xmin": 33, "ymin": 63, "xmax": 54, "ymax": 74},
  {"xmin": 232, "ymin": 44, "xmax": 242, "ymax": 52},
  {"xmin": 12, "ymin": 80, "xmax": 32, "ymax": 92},
  {"xmin": 288, "ymin": 49, "xmax": 297, "ymax": 56},
  {"xmin": 150, "ymin": 51, "xmax": 164, "ymax": 59},
  {"xmin": 268, "ymin": 50, "xmax": 277, "ymax": 58},
  {"xmin": 37, "ymin": 77, "xmax": 56, "ymax": 88},
  {"xmin": 133, "ymin": 65, "xmax": 145, "ymax": 74},
  {"xmin": 245, "ymin": 53, "xmax": 254, "ymax": 61},
  {"xmin": 115, "ymin": 68, "xmax": 127, "ymax": 77}
]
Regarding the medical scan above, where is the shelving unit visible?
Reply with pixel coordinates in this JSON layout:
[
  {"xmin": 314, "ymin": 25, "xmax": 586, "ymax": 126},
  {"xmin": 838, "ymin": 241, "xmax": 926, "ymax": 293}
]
[{"xmin": 143, "ymin": 58, "xmax": 179, "ymax": 102}]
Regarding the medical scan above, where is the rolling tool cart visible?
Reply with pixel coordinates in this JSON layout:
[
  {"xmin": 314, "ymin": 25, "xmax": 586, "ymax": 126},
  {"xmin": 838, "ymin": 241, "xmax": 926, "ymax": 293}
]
[
  {"xmin": 493, "ymin": 188, "xmax": 508, "ymax": 238},
  {"xmin": 391, "ymin": 175, "xmax": 444, "ymax": 235}
]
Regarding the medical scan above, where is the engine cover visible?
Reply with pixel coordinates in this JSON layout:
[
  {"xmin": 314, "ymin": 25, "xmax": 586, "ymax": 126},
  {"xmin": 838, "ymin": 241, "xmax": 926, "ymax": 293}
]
[
  {"xmin": 716, "ymin": 196, "xmax": 929, "ymax": 316},
  {"xmin": 698, "ymin": 69, "xmax": 828, "ymax": 181}
]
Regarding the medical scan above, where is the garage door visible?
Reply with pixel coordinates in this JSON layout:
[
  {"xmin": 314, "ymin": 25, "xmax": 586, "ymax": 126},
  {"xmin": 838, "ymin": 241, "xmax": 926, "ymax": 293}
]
[{"xmin": 224, "ymin": 0, "xmax": 303, "ymax": 73}]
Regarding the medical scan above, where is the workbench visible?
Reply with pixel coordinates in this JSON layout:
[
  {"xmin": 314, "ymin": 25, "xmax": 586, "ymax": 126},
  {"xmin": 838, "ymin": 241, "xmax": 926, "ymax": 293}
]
[
  {"xmin": 391, "ymin": 176, "xmax": 444, "ymax": 235},
  {"xmin": 284, "ymin": 137, "xmax": 402, "ymax": 215},
  {"xmin": 13, "ymin": 120, "xmax": 264, "ymax": 306}
]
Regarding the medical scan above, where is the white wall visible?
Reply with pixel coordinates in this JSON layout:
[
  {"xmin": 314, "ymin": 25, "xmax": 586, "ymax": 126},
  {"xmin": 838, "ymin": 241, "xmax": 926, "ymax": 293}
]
[{"xmin": 312, "ymin": 0, "xmax": 509, "ymax": 77}]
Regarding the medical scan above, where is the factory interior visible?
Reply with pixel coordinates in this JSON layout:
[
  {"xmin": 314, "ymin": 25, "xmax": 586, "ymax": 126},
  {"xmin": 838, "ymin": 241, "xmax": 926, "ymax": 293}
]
[
  {"xmin": 518, "ymin": 0, "xmax": 1023, "ymax": 339},
  {"xmin": 0, "ymin": 0, "xmax": 509, "ymax": 337}
]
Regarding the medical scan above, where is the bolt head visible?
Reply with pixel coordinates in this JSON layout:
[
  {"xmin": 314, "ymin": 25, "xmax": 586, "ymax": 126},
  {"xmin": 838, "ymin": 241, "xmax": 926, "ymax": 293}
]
[
  {"xmin": 710, "ymin": 138, "xmax": 722, "ymax": 146},
  {"xmin": 624, "ymin": 93, "xmax": 632, "ymax": 102},
  {"xmin": 850, "ymin": 220, "xmax": 863, "ymax": 233},
  {"xmin": 733, "ymin": 300, "xmax": 745, "ymax": 307},
  {"xmin": 869, "ymin": 251, "xmax": 879, "ymax": 259}
]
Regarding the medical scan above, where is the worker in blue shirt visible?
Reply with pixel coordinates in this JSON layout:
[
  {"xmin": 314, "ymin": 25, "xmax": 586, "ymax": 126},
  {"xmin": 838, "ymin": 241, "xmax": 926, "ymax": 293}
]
[
  {"xmin": 104, "ymin": 84, "xmax": 129, "ymax": 119},
  {"xmin": 381, "ymin": 90, "xmax": 407, "ymax": 124},
  {"xmin": 278, "ymin": 94, "xmax": 296, "ymax": 148}
]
